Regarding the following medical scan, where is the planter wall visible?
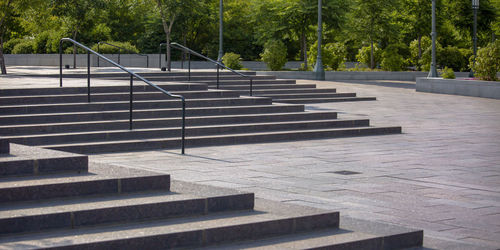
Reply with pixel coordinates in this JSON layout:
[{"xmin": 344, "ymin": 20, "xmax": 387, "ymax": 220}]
[{"xmin": 416, "ymin": 77, "xmax": 500, "ymax": 99}]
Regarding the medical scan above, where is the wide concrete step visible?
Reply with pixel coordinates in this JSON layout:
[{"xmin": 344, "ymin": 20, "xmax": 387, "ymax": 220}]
[
  {"xmin": 6, "ymin": 119, "xmax": 367, "ymax": 146},
  {"xmin": 0, "ymin": 198, "xmax": 339, "ymax": 249},
  {"xmin": 0, "ymin": 144, "xmax": 87, "ymax": 177},
  {"xmin": 0, "ymin": 111, "xmax": 334, "ymax": 135},
  {"xmin": 0, "ymin": 138, "xmax": 8, "ymax": 154},
  {"xmin": 0, "ymin": 187, "xmax": 253, "ymax": 235},
  {"xmin": 201, "ymin": 79, "xmax": 295, "ymax": 86},
  {"xmin": 275, "ymin": 97, "xmax": 377, "ymax": 104},
  {"xmin": 221, "ymin": 84, "xmax": 317, "ymax": 90},
  {"xmin": 231, "ymin": 88, "xmax": 338, "ymax": 95},
  {"xmin": 0, "ymin": 104, "xmax": 304, "ymax": 125},
  {"xmin": 44, "ymin": 126, "xmax": 401, "ymax": 154},
  {"xmin": 0, "ymin": 97, "xmax": 273, "ymax": 115},
  {"xmin": 116, "ymin": 75, "xmax": 277, "ymax": 82},
  {"xmin": 0, "ymin": 163, "xmax": 170, "ymax": 203},
  {"xmin": 0, "ymin": 83, "xmax": 208, "ymax": 96},
  {"xmin": 257, "ymin": 92, "xmax": 357, "ymax": 99},
  {"xmin": 204, "ymin": 216, "xmax": 423, "ymax": 250},
  {"xmin": 0, "ymin": 90, "xmax": 240, "ymax": 105}
]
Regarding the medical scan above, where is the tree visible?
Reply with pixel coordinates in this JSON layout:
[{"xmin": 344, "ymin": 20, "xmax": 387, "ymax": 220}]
[
  {"xmin": 50, "ymin": 0, "xmax": 104, "ymax": 68},
  {"xmin": 349, "ymin": 0, "xmax": 397, "ymax": 69}
]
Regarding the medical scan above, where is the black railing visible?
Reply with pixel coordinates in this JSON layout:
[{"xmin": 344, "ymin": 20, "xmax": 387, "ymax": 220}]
[
  {"xmin": 160, "ymin": 42, "xmax": 254, "ymax": 96},
  {"xmin": 97, "ymin": 41, "xmax": 149, "ymax": 68},
  {"xmin": 59, "ymin": 38, "xmax": 186, "ymax": 154}
]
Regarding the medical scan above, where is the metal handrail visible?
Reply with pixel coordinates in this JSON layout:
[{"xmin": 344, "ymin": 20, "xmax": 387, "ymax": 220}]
[
  {"xmin": 97, "ymin": 41, "xmax": 149, "ymax": 68},
  {"xmin": 161, "ymin": 42, "xmax": 254, "ymax": 96},
  {"xmin": 59, "ymin": 38, "xmax": 186, "ymax": 154}
]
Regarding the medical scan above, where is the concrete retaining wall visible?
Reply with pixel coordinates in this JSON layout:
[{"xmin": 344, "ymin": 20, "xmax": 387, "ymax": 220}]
[
  {"xmin": 3, "ymin": 54, "xmax": 302, "ymax": 70},
  {"xmin": 416, "ymin": 77, "xmax": 500, "ymax": 99}
]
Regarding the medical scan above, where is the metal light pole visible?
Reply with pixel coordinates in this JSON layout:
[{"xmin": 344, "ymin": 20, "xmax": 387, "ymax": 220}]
[
  {"xmin": 428, "ymin": 0, "xmax": 438, "ymax": 77},
  {"xmin": 217, "ymin": 0, "xmax": 224, "ymax": 63},
  {"xmin": 313, "ymin": 0, "xmax": 325, "ymax": 80},
  {"xmin": 469, "ymin": 0, "xmax": 479, "ymax": 77}
]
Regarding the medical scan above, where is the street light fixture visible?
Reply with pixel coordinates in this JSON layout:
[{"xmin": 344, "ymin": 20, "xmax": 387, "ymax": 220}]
[
  {"xmin": 428, "ymin": 0, "xmax": 438, "ymax": 78},
  {"xmin": 469, "ymin": 0, "xmax": 479, "ymax": 77},
  {"xmin": 313, "ymin": 0, "xmax": 325, "ymax": 80}
]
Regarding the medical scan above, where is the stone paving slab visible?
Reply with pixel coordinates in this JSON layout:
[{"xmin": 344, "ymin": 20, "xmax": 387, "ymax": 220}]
[{"xmin": 91, "ymin": 79, "xmax": 500, "ymax": 249}]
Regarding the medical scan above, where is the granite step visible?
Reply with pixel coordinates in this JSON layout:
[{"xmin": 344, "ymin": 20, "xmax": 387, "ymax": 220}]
[
  {"xmin": 199, "ymin": 79, "xmax": 295, "ymax": 86},
  {"xmin": 0, "ymin": 83, "xmax": 208, "ymax": 96},
  {"xmin": 0, "ymin": 97, "xmax": 273, "ymax": 115},
  {"xmin": 231, "ymin": 88, "xmax": 338, "ymax": 95},
  {"xmin": 0, "ymin": 184, "xmax": 253, "ymax": 235},
  {"xmin": 42, "ymin": 71, "xmax": 256, "ymax": 79},
  {"xmin": 0, "ymin": 138, "xmax": 8, "ymax": 154},
  {"xmin": 275, "ymin": 97, "xmax": 377, "ymax": 104},
  {"xmin": 203, "ymin": 216, "xmax": 423, "ymax": 250},
  {"xmin": 111, "ymin": 75, "xmax": 277, "ymax": 82},
  {"xmin": 6, "ymin": 119, "xmax": 367, "ymax": 146},
  {"xmin": 0, "ymin": 104, "xmax": 305, "ymax": 125},
  {"xmin": 44, "ymin": 126, "xmax": 401, "ymax": 154},
  {"xmin": 0, "ymin": 198, "xmax": 340, "ymax": 249},
  {"xmin": 0, "ymin": 144, "xmax": 87, "ymax": 177},
  {"xmin": 221, "ymin": 84, "xmax": 317, "ymax": 90},
  {"xmin": 0, "ymin": 111, "xmax": 336, "ymax": 135},
  {"xmin": 0, "ymin": 163, "xmax": 170, "ymax": 203},
  {"xmin": 0, "ymin": 90, "xmax": 240, "ymax": 105},
  {"xmin": 256, "ymin": 92, "xmax": 357, "ymax": 99}
]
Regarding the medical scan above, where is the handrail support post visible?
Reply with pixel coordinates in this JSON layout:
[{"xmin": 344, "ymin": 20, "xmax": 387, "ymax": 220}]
[
  {"xmin": 181, "ymin": 98, "xmax": 185, "ymax": 155},
  {"xmin": 87, "ymin": 51, "xmax": 91, "ymax": 102},
  {"xmin": 130, "ymin": 75, "xmax": 133, "ymax": 130},
  {"xmin": 217, "ymin": 65, "xmax": 220, "ymax": 89},
  {"xmin": 188, "ymin": 53, "xmax": 191, "ymax": 81},
  {"xmin": 59, "ymin": 41, "xmax": 63, "ymax": 87},
  {"xmin": 250, "ymin": 79, "xmax": 253, "ymax": 96}
]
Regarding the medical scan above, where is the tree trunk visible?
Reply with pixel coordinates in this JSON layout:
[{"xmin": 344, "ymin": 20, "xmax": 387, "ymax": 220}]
[
  {"xmin": 0, "ymin": 37, "xmax": 6, "ymax": 74},
  {"xmin": 302, "ymin": 32, "xmax": 307, "ymax": 70},
  {"xmin": 370, "ymin": 40, "xmax": 374, "ymax": 69},
  {"xmin": 166, "ymin": 32, "xmax": 171, "ymax": 71}
]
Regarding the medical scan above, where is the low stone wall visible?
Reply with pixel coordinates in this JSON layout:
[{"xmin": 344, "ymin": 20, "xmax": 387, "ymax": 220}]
[
  {"xmin": 416, "ymin": 77, "xmax": 500, "ymax": 99},
  {"xmin": 257, "ymin": 71, "xmax": 433, "ymax": 81}
]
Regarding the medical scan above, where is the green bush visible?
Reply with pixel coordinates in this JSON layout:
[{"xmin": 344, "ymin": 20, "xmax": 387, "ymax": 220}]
[
  {"xmin": 222, "ymin": 52, "xmax": 243, "ymax": 70},
  {"xmin": 12, "ymin": 40, "xmax": 35, "ymax": 54},
  {"xmin": 381, "ymin": 44, "xmax": 408, "ymax": 71},
  {"xmin": 3, "ymin": 38, "xmax": 24, "ymax": 54},
  {"xmin": 440, "ymin": 46, "xmax": 467, "ymax": 72},
  {"xmin": 34, "ymin": 31, "xmax": 51, "ymax": 54},
  {"xmin": 260, "ymin": 40, "xmax": 287, "ymax": 71},
  {"xmin": 91, "ymin": 41, "xmax": 139, "ymax": 54},
  {"xmin": 308, "ymin": 42, "xmax": 346, "ymax": 71},
  {"xmin": 441, "ymin": 67, "xmax": 455, "ymax": 79},
  {"xmin": 409, "ymin": 36, "xmax": 431, "ymax": 69},
  {"xmin": 471, "ymin": 41, "xmax": 500, "ymax": 81},
  {"xmin": 64, "ymin": 46, "xmax": 87, "ymax": 54},
  {"xmin": 356, "ymin": 44, "xmax": 381, "ymax": 68},
  {"xmin": 419, "ymin": 41, "xmax": 442, "ymax": 72}
]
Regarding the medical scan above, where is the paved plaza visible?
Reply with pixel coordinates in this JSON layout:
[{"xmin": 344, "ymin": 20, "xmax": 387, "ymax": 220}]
[{"xmin": 88, "ymin": 79, "xmax": 500, "ymax": 249}]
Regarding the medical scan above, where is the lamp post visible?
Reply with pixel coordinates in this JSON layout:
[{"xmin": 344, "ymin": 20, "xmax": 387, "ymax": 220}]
[
  {"xmin": 428, "ymin": 0, "xmax": 438, "ymax": 77},
  {"xmin": 469, "ymin": 0, "xmax": 479, "ymax": 77},
  {"xmin": 313, "ymin": 0, "xmax": 325, "ymax": 80},
  {"xmin": 217, "ymin": 0, "xmax": 224, "ymax": 63}
]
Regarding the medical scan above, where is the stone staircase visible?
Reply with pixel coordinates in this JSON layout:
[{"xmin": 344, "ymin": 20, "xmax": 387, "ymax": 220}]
[
  {"xmin": 94, "ymin": 71, "xmax": 376, "ymax": 104},
  {"xmin": 0, "ymin": 74, "xmax": 401, "ymax": 154},
  {"xmin": 0, "ymin": 139, "xmax": 423, "ymax": 249}
]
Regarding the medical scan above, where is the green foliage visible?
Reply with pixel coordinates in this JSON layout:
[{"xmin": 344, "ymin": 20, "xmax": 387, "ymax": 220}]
[
  {"xmin": 261, "ymin": 40, "xmax": 287, "ymax": 71},
  {"xmin": 222, "ymin": 52, "xmax": 243, "ymax": 70},
  {"xmin": 356, "ymin": 44, "xmax": 381, "ymax": 68},
  {"xmin": 91, "ymin": 42, "xmax": 139, "ymax": 54},
  {"xmin": 12, "ymin": 40, "xmax": 35, "ymax": 54},
  {"xmin": 409, "ymin": 36, "xmax": 431, "ymax": 69},
  {"xmin": 471, "ymin": 41, "xmax": 500, "ymax": 81},
  {"xmin": 308, "ymin": 42, "xmax": 347, "ymax": 71},
  {"xmin": 419, "ymin": 41, "xmax": 442, "ymax": 72},
  {"xmin": 440, "ymin": 46, "xmax": 468, "ymax": 72},
  {"xmin": 381, "ymin": 44, "xmax": 408, "ymax": 71},
  {"xmin": 3, "ymin": 38, "xmax": 24, "ymax": 54},
  {"xmin": 441, "ymin": 67, "xmax": 455, "ymax": 79}
]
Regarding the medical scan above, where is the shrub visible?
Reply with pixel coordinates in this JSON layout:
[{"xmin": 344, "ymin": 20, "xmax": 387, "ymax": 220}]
[
  {"xmin": 471, "ymin": 40, "xmax": 500, "ymax": 81},
  {"xmin": 91, "ymin": 41, "xmax": 139, "ymax": 54},
  {"xmin": 34, "ymin": 31, "xmax": 51, "ymax": 54},
  {"xmin": 381, "ymin": 44, "xmax": 408, "ymax": 71},
  {"xmin": 308, "ymin": 42, "xmax": 346, "ymax": 71},
  {"xmin": 409, "ymin": 36, "xmax": 431, "ymax": 69},
  {"xmin": 441, "ymin": 67, "xmax": 455, "ymax": 79},
  {"xmin": 12, "ymin": 40, "xmax": 35, "ymax": 54},
  {"xmin": 419, "ymin": 41, "xmax": 442, "ymax": 72},
  {"xmin": 356, "ymin": 44, "xmax": 381, "ymax": 68},
  {"xmin": 3, "ymin": 38, "xmax": 23, "ymax": 54},
  {"xmin": 440, "ymin": 46, "xmax": 467, "ymax": 72},
  {"xmin": 222, "ymin": 52, "xmax": 243, "ymax": 70},
  {"xmin": 260, "ymin": 40, "xmax": 287, "ymax": 71}
]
